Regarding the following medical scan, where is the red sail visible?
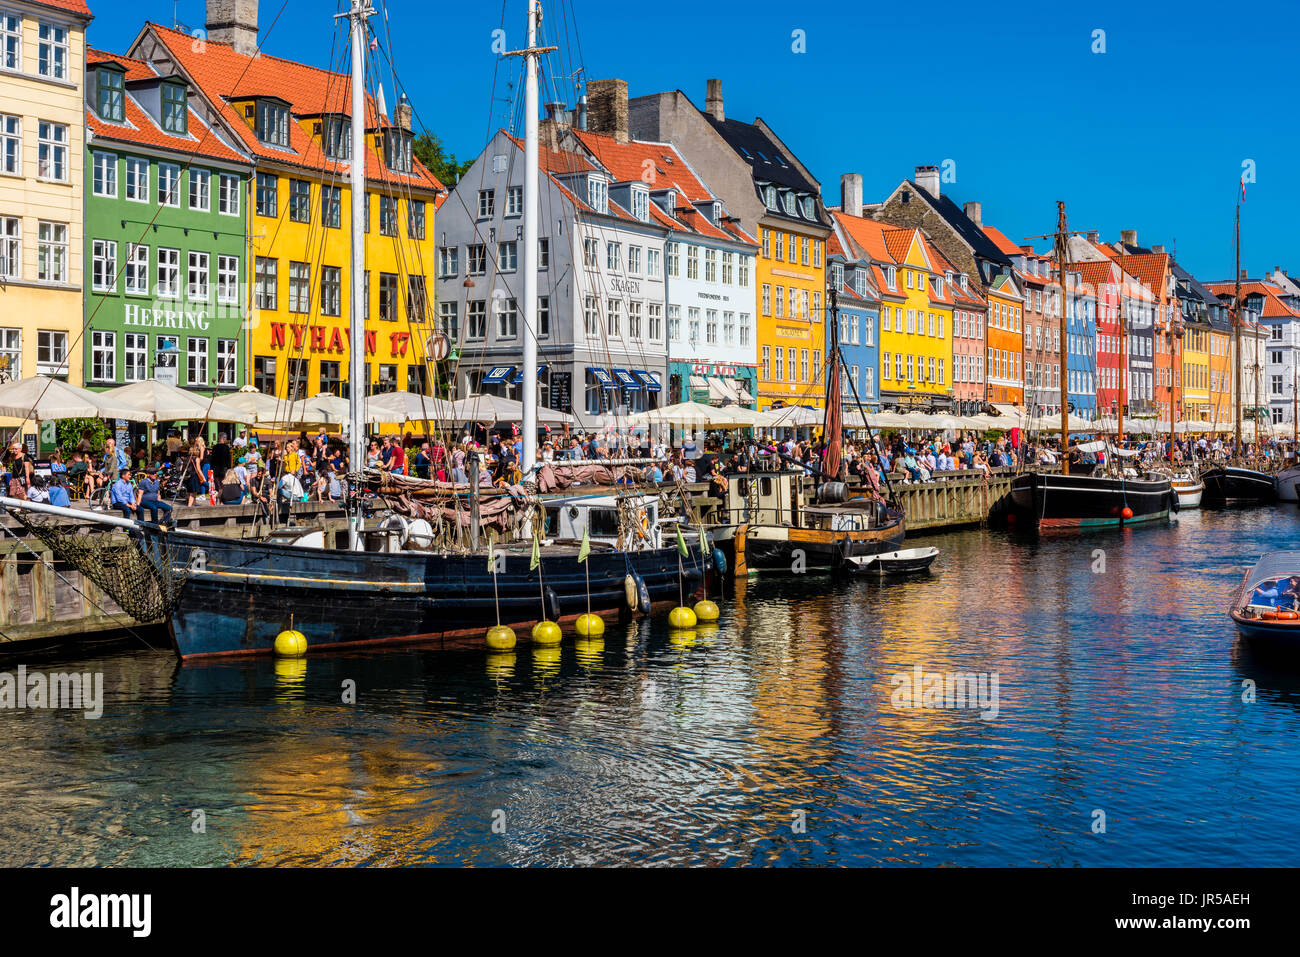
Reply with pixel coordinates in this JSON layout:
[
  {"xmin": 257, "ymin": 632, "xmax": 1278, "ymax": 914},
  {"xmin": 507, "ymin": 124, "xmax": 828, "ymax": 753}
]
[{"xmin": 824, "ymin": 352, "xmax": 843, "ymax": 480}]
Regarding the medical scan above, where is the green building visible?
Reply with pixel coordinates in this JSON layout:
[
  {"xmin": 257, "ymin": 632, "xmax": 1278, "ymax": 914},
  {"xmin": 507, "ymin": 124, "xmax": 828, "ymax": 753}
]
[{"xmin": 83, "ymin": 47, "xmax": 251, "ymax": 410}]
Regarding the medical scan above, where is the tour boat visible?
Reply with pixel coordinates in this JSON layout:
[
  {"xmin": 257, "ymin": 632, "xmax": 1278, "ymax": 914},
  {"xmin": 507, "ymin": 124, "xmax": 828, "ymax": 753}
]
[{"xmin": 1230, "ymin": 552, "xmax": 1300, "ymax": 648}]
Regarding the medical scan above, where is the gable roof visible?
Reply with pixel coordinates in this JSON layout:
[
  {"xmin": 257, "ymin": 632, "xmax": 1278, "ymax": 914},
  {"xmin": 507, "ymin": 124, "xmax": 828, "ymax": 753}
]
[
  {"xmin": 890, "ymin": 181, "xmax": 1011, "ymax": 267},
  {"xmin": 142, "ymin": 22, "xmax": 443, "ymax": 193},
  {"xmin": 983, "ymin": 225, "xmax": 1027, "ymax": 258},
  {"xmin": 27, "ymin": 0, "xmax": 92, "ymax": 18},
  {"xmin": 1204, "ymin": 280, "xmax": 1300, "ymax": 319}
]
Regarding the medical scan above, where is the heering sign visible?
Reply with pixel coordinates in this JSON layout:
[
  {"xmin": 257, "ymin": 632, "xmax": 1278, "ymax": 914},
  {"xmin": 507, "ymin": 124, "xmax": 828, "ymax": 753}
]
[{"xmin": 123, "ymin": 303, "xmax": 211, "ymax": 331}]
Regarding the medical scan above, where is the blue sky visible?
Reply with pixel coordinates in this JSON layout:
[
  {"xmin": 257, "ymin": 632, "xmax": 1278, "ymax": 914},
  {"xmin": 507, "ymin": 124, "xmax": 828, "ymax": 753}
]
[{"xmin": 95, "ymin": 0, "xmax": 1298, "ymax": 280}]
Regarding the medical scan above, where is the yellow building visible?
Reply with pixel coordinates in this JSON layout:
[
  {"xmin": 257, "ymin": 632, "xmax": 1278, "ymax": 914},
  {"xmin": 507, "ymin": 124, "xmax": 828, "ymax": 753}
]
[
  {"xmin": 133, "ymin": 20, "xmax": 445, "ymax": 401},
  {"xmin": 880, "ymin": 228, "xmax": 954, "ymax": 409},
  {"xmin": 756, "ymin": 221, "xmax": 827, "ymax": 410},
  {"xmin": 1181, "ymin": 322, "xmax": 1211, "ymax": 420},
  {"xmin": 0, "ymin": 0, "xmax": 93, "ymax": 404}
]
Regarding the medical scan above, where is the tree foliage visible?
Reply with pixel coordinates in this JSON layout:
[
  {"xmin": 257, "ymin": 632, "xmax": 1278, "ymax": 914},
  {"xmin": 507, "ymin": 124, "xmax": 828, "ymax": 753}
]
[{"xmin": 414, "ymin": 133, "xmax": 472, "ymax": 187}]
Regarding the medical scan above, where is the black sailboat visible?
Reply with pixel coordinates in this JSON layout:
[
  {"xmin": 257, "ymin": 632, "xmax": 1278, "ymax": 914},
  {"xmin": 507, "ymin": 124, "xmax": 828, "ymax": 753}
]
[
  {"xmin": 1201, "ymin": 190, "xmax": 1277, "ymax": 506},
  {"xmin": 1006, "ymin": 202, "xmax": 1173, "ymax": 529}
]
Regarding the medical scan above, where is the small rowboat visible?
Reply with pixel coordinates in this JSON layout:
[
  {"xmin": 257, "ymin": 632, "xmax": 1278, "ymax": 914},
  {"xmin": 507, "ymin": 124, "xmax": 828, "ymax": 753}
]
[
  {"xmin": 844, "ymin": 546, "xmax": 939, "ymax": 576},
  {"xmin": 1229, "ymin": 551, "xmax": 1300, "ymax": 647}
]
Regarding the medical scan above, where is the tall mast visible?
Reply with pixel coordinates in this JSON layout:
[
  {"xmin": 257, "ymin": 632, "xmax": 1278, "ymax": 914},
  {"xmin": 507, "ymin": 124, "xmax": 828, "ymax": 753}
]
[
  {"xmin": 1054, "ymin": 201, "xmax": 1070, "ymax": 475},
  {"xmin": 521, "ymin": 0, "xmax": 540, "ymax": 472},
  {"xmin": 344, "ymin": 0, "xmax": 372, "ymax": 550},
  {"xmin": 1234, "ymin": 202, "xmax": 1242, "ymax": 452}
]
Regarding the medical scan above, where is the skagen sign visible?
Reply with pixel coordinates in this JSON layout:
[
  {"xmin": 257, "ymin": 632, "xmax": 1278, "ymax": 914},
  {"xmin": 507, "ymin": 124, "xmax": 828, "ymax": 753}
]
[{"xmin": 123, "ymin": 304, "xmax": 211, "ymax": 331}]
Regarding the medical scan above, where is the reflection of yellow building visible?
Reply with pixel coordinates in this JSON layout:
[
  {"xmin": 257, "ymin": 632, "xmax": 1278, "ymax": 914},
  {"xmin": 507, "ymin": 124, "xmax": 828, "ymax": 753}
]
[
  {"xmin": 0, "ymin": 0, "xmax": 93, "ymax": 409},
  {"xmin": 756, "ymin": 224, "xmax": 827, "ymax": 410},
  {"xmin": 138, "ymin": 23, "xmax": 445, "ymax": 399}
]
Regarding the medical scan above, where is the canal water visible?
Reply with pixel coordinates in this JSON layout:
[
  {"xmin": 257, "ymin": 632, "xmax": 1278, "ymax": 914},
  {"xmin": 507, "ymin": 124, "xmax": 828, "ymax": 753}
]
[{"xmin": 3, "ymin": 507, "xmax": 1300, "ymax": 867}]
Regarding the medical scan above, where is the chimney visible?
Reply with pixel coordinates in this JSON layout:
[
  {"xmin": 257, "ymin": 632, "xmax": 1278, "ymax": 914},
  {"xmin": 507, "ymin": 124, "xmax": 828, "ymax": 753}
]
[
  {"xmin": 1239, "ymin": 269, "xmax": 1248, "ymax": 282},
  {"xmin": 395, "ymin": 93, "xmax": 412, "ymax": 132},
  {"xmin": 1086, "ymin": 230, "xmax": 1099, "ymax": 243},
  {"xmin": 963, "ymin": 201, "xmax": 982, "ymax": 227},
  {"xmin": 706, "ymin": 78, "xmax": 724, "ymax": 122},
  {"xmin": 577, "ymin": 94, "xmax": 588, "ymax": 131},
  {"xmin": 1120, "ymin": 229, "xmax": 1137, "ymax": 247},
  {"xmin": 586, "ymin": 78, "xmax": 628, "ymax": 144},
  {"xmin": 840, "ymin": 173, "xmax": 863, "ymax": 218},
  {"xmin": 1152, "ymin": 244, "xmax": 1165, "ymax": 254},
  {"xmin": 914, "ymin": 165, "xmax": 940, "ymax": 198},
  {"xmin": 206, "ymin": 0, "xmax": 260, "ymax": 57},
  {"xmin": 539, "ymin": 102, "xmax": 572, "ymax": 152}
]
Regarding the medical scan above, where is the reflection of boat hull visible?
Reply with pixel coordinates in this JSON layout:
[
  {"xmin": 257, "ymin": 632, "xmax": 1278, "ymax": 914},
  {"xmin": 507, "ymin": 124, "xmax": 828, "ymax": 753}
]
[
  {"xmin": 1201, "ymin": 466, "xmax": 1277, "ymax": 507},
  {"xmin": 712, "ymin": 515, "xmax": 905, "ymax": 575},
  {"xmin": 1276, "ymin": 465, "xmax": 1300, "ymax": 502},
  {"xmin": 155, "ymin": 529, "xmax": 704, "ymax": 659},
  {"xmin": 1007, "ymin": 472, "xmax": 1173, "ymax": 529}
]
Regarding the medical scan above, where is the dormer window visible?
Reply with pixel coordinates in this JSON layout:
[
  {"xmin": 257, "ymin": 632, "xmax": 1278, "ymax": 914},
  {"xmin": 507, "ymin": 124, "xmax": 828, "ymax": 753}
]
[
  {"xmin": 885, "ymin": 265, "xmax": 897, "ymax": 289},
  {"xmin": 782, "ymin": 191, "xmax": 795, "ymax": 215},
  {"xmin": 161, "ymin": 82, "xmax": 188, "ymax": 135},
  {"xmin": 322, "ymin": 115, "xmax": 351, "ymax": 161},
  {"xmin": 712, "ymin": 202, "xmax": 723, "ymax": 226},
  {"xmin": 800, "ymin": 195, "xmax": 815, "ymax": 219},
  {"xmin": 96, "ymin": 67, "xmax": 126, "ymax": 124},
  {"xmin": 831, "ymin": 263, "xmax": 844, "ymax": 287},
  {"xmin": 854, "ymin": 268, "xmax": 866, "ymax": 296},
  {"xmin": 960, "ymin": 273, "xmax": 969, "ymax": 291},
  {"xmin": 384, "ymin": 128, "xmax": 413, "ymax": 173},
  {"xmin": 256, "ymin": 98, "xmax": 291, "ymax": 148},
  {"xmin": 762, "ymin": 185, "xmax": 777, "ymax": 209},
  {"xmin": 934, "ymin": 277, "xmax": 943, "ymax": 298},
  {"xmin": 631, "ymin": 186, "xmax": 649, "ymax": 222},
  {"xmin": 587, "ymin": 176, "xmax": 608, "ymax": 215}
]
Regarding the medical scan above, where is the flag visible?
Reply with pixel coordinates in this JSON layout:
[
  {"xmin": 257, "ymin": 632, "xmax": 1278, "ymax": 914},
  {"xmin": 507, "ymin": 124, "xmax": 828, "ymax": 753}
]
[
  {"xmin": 1241, "ymin": 177, "xmax": 1247, "ymax": 203},
  {"xmin": 369, "ymin": 36, "xmax": 379, "ymax": 51},
  {"xmin": 530, "ymin": 532, "xmax": 540, "ymax": 571},
  {"xmin": 577, "ymin": 526, "xmax": 590, "ymax": 564},
  {"xmin": 675, "ymin": 524, "xmax": 688, "ymax": 558},
  {"xmin": 487, "ymin": 540, "xmax": 495, "ymax": 575}
]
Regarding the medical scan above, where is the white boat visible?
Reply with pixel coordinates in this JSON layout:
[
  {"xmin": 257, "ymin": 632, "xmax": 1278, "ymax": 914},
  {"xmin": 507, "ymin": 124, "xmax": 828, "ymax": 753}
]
[
  {"xmin": 1171, "ymin": 473, "xmax": 1204, "ymax": 509},
  {"xmin": 1277, "ymin": 464, "xmax": 1300, "ymax": 503}
]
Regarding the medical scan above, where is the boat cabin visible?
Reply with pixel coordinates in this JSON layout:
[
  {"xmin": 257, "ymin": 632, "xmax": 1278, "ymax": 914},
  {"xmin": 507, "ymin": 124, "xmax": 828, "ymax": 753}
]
[
  {"xmin": 540, "ymin": 493, "xmax": 663, "ymax": 551},
  {"xmin": 721, "ymin": 469, "xmax": 805, "ymax": 527}
]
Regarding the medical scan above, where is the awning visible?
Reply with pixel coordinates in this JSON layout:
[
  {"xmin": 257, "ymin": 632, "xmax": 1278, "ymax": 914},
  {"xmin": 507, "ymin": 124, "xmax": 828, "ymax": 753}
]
[
  {"xmin": 706, "ymin": 377, "xmax": 730, "ymax": 403},
  {"xmin": 733, "ymin": 380, "xmax": 754, "ymax": 404},
  {"xmin": 612, "ymin": 368, "xmax": 640, "ymax": 390},
  {"xmin": 481, "ymin": 365, "xmax": 515, "ymax": 386},
  {"xmin": 633, "ymin": 369, "xmax": 661, "ymax": 392},
  {"xmin": 588, "ymin": 367, "xmax": 617, "ymax": 391},
  {"xmin": 688, "ymin": 374, "xmax": 709, "ymax": 394},
  {"xmin": 511, "ymin": 364, "xmax": 547, "ymax": 383}
]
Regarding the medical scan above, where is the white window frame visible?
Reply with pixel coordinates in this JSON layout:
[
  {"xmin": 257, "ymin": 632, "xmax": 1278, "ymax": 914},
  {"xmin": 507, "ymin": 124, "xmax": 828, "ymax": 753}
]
[
  {"xmin": 158, "ymin": 163, "xmax": 181, "ymax": 207},
  {"xmin": 36, "ymin": 220, "xmax": 67, "ymax": 283},
  {"xmin": 157, "ymin": 247, "xmax": 180, "ymax": 299},
  {"xmin": 217, "ymin": 255, "xmax": 239, "ymax": 304},
  {"xmin": 37, "ymin": 121, "xmax": 67, "ymax": 182},
  {"xmin": 186, "ymin": 337, "xmax": 209, "ymax": 386},
  {"xmin": 0, "ymin": 215, "xmax": 18, "ymax": 280},
  {"xmin": 36, "ymin": 329, "xmax": 67, "ymax": 377},
  {"xmin": 37, "ymin": 20, "xmax": 67, "ymax": 81},
  {"xmin": 189, "ymin": 169, "xmax": 211, "ymax": 212},
  {"xmin": 92, "ymin": 151, "xmax": 117, "ymax": 197},
  {"xmin": 124, "ymin": 156, "xmax": 149, "ymax": 203},
  {"xmin": 217, "ymin": 338, "xmax": 238, "ymax": 387},
  {"xmin": 0, "ymin": 12, "xmax": 20, "ymax": 74},
  {"xmin": 124, "ymin": 332, "xmax": 147, "ymax": 382},
  {"xmin": 90, "ymin": 330, "xmax": 115, "ymax": 383},
  {"xmin": 1, "ymin": 113, "xmax": 19, "ymax": 176},
  {"xmin": 187, "ymin": 250, "xmax": 210, "ymax": 303},
  {"xmin": 91, "ymin": 238, "xmax": 117, "ymax": 292},
  {"xmin": 218, "ymin": 173, "xmax": 240, "ymax": 216}
]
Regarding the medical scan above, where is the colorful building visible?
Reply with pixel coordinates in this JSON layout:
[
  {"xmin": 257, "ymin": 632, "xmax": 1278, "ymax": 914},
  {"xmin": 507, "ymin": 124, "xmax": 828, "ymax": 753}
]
[
  {"xmin": 880, "ymin": 227, "xmax": 954, "ymax": 410},
  {"xmin": 0, "ymin": 0, "xmax": 94, "ymax": 407},
  {"xmin": 1073, "ymin": 258, "xmax": 1122, "ymax": 418},
  {"xmin": 825, "ymin": 225, "xmax": 880, "ymax": 410},
  {"xmin": 130, "ymin": 13, "xmax": 445, "ymax": 401},
  {"xmin": 1064, "ymin": 268, "xmax": 1097, "ymax": 421},
  {"xmin": 83, "ymin": 48, "xmax": 251, "ymax": 400},
  {"xmin": 984, "ymin": 271, "xmax": 1024, "ymax": 409}
]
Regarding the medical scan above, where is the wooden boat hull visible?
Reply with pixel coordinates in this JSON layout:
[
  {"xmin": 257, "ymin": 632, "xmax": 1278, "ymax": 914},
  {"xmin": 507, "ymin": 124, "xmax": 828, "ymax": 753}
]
[
  {"xmin": 1231, "ymin": 610, "xmax": 1300, "ymax": 647},
  {"xmin": 1171, "ymin": 478, "xmax": 1204, "ymax": 509},
  {"xmin": 1007, "ymin": 472, "xmax": 1173, "ymax": 529},
  {"xmin": 711, "ymin": 514, "xmax": 905, "ymax": 576},
  {"xmin": 150, "ymin": 528, "xmax": 705, "ymax": 659},
  {"xmin": 1201, "ymin": 466, "xmax": 1278, "ymax": 507}
]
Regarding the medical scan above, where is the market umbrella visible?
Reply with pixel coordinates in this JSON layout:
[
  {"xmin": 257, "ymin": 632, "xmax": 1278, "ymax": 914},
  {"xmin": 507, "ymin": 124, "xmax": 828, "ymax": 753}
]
[
  {"xmin": 626, "ymin": 400, "xmax": 752, "ymax": 428},
  {"xmin": 759, "ymin": 405, "xmax": 822, "ymax": 428},
  {"xmin": 97, "ymin": 379, "xmax": 255, "ymax": 424},
  {"xmin": 366, "ymin": 390, "xmax": 457, "ymax": 424},
  {"xmin": 261, "ymin": 391, "xmax": 355, "ymax": 428},
  {"xmin": 446, "ymin": 393, "xmax": 574, "ymax": 426},
  {"xmin": 218, "ymin": 386, "xmax": 292, "ymax": 424},
  {"xmin": 0, "ymin": 374, "xmax": 143, "ymax": 421}
]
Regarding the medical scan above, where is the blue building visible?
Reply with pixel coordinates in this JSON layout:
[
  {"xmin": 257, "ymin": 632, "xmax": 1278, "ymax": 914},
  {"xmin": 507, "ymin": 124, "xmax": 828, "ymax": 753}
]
[
  {"xmin": 827, "ymin": 247, "xmax": 880, "ymax": 410},
  {"xmin": 1064, "ymin": 267, "xmax": 1097, "ymax": 421}
]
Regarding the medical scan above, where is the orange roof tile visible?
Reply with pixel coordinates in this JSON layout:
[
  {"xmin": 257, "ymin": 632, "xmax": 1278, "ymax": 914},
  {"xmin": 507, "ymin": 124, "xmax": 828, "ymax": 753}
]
[
  {"xmin": 1204, "ymin": 281, "xmax": 1300, "ymax": 319},
  {"xmin": 982, "ymin": 225, "xmax": 1026, "ymax": 257},
  {"xmin": 830, "ymin": 210, "xmax": 896, "ymax": 264},
  {"xmin": 146, "ymin": 23, "xmax": 443, "ymax": 193},
  {"xmin": 1113, "ymin": 252, "xmax": 1169, "ymax": 300},
  {"xmin": 30, "ymin": 0, "xmax": 92, "ymax": 17}
]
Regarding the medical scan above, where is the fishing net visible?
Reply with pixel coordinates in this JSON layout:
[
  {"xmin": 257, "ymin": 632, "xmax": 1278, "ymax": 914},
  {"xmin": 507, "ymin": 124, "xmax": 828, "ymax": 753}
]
[{"xmin": 5, "ymin": 512, "xmax": 187, "ymax": 624}]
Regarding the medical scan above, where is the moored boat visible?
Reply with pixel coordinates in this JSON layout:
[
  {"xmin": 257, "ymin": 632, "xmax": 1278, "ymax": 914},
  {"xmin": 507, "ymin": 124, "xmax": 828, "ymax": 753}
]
[
  {"xmin": 1230, "ymin": 551, "xmax": 1300, "ymax": 648},
  {"xmin": 1170, "ymin": 473, "xmax": 1204, "ymax": 509},
  {"xmin": 1007, "ymin": 471, "xmax": 1174, "ymax": 529},
  {"xmin": 1276, "ymin": 463, "xmax": 1300, "ymax": 503},
  {"xmin": 1200, "ymin": 464, "xmax": 1277, "ymax": 507}
]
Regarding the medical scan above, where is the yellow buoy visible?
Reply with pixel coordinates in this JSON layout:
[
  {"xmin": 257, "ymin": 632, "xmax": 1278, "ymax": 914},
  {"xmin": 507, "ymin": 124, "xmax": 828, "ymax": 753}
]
[
  {"xmin": 668, "ymin": 606, "xmax": 698, "ymax": 629},
  {"xmin": 485, "ymin": 625, "xmax": 517, "ymax": 650},
  {"xmin": 575, "ymin": 613, "xmax": 605, "ymax": 638},
  {"xmin": 532, "ymin": 620, "xmax": 563, "ymax": 645},
  {"xmin": 273, "ymin": 629, "xmax": 307, "ymax": 657},
  {"xmin": 694, "ymin": 599, "xmax": 720, "ymax": 622}
]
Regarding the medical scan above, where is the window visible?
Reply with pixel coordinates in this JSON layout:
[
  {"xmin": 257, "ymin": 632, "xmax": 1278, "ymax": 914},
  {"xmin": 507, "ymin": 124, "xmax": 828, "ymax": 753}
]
[
  {"xmin": 37, "ymin": 121, "xmax": 67, "ymax": 181},
  {"xmin": 648, "ymin": 302, "xmax": 662, "ymax": 341},
  {"xmin": 158, "ymin": 163, "xmax": 181, "ymax": 206},
  {"xmin": 288, "ymin": 262, "xmax": 311, "ymax": 313},
  {"xmin": 686, "ymin": 245, "xmax": 699, "ymax": 280},
  {"xmin": 668, "ymin": 305, "xmax": 681, "ymax": 341},
  {"xmin": 0, "ymin": 12, "xmax": 18, "ymax": 72},
  {"xmin": 409, "ymin": 199, "xmax": 426, "ymax": 239},
  {"xmin": 582, "ymin": 237, "xmax": 598, "ymax": 268},
  {"xmin": 186, "ymin": 337, "xmax": 208, "ymax": 386},
  {"xmin": 90, "ymin": 331, "xmax": 115, "ymax": 382},
  {"xmin": 666, "ymin": 242, "xmax": 679, "ymax": 277},
  {"xmin": 36, "ymin": 221, "xmax": 67, "ymax": 283},
  {"xmin": 607, "ymin": 299, "xmax": 621, "ymax": 337},
  {"xmin": 706, "ymin": 310, "xmax": 718, "ymax": 345},
  {"xmin": 587, "ymin": 178, "xmax": 608, "ymax": 214},
  {"xmin": 704, "ymin": 248, "xmax": 717, "ymax": 282},
  {"xmin": 123, "ymin": 333, "xmax": 147, "ymax": 382},
  {"xmin": 762, "ymin": 284, "xmax": 771, "ymax": 316},
  {"xmin": 219, "ymin": 174, "xmax": 241, "ymax": 216},
  {"xmin": 378, "ymin": 273, "xmax": 399, "ymax": 321},
  {"xmin": 37, "ymin": 21, "xmax": 67, "ymax": 80},
  {"xmin": 478, "ymin": 189, "xmax": 495, "ymax": 218},
  {"xmin": 92, "ymin": 152, "xmax": 117, "ymax": 197},
  {"xmin": 467, "ymin": 244, "xmax": 486, "ymax": 275},
  {"xmin": 407, "ymin": 276, "xmax": 427, "ymax": 322},
  {"xmin": 380, "ymin": 195, "xmax": 397, "ymax": 236},
  {"xmin": 187, "ymin": 251, "xmax": 209, "ymax": 302},
  {"xmin": 537, "ymin": 296, "xmax": 550, "ymax": 338},
  {"xmin": 628, "ymin": 301, "xmax": 643, "ymax": 338},
  {"xmin": 289, "ymin": 180, "xmax": 311, "ymax": 222},
  {"xmin": 188, "ymin": 169, "xmax": 210, "ymax": 211},
  {"xmin": 775, "ymin": 233, "xmax": 785, "ymax": 261},
  {"xmin": 255, "ymin": 172, "xmax": 278, "ymax": 217},
  {"xmin": 688, "ymin": 307, "xmax": 700, "ymax": 342},
  {"xmin": 91, "ymin": 239, "xmax": 116, "ymax": 292},
  {"xmin": 257, "ymin": 99, "xmax": 290, "ymax": 147},
  {"xmin": 538, "ymin": 237, "xmax": 549, "ymax": 269},
  {"xmin": 218, "ymin": 255, "xmax": 239, "ymax": 304},
  {"xmin": 255, "ymin": 257, "xmax": 277, "ymax": 309},
  {"xmin": 36, "ymin": 330, "xmax": 67, "ymax": 377},
  {"xmin": 467, "ymin": 299, "xmax": 487, "ymax": 339},
  {"xmin": 628, "ymin": 245, "xmax": 642, "ymax": 274},
  {"xmin": 1, "ymin": 114, "xmax": 18, "ymax": 176},
  {"xmin": 498, "ymin": 241, "xmax": 517, "ymax": 272},
  {"xmin": 607, "ymin": 242, "xmax": 621, "ymax": 271},
  {"xmin": 120, "ymin": 156, "xmax": 149, "ymax": 203},
  {"xmin": 157, "ymin": 247, "xmax": 180, "ymax": 298},
  {"xmin": 762, "ymin": 345, "xmax": 771, "ymax": 380},
  {"xmin": 437, "ymin": 245, "xmax": 459, "ymax": 278},
  {"xmin": 496, "ymin": 296, "xmax": 518, "ymax": 338},
  {"xmin": 632, "ymin": 189, "xmax": 649, "ymax": 221},
  {"xmin": 723, "ymin": 311, "xmax": 735, "ymax": 345},
  {"xmin": 162, "ymin": 83, "xmax": 188, "ymax": 134},
  {"xmin": 321, "ymin": 184, "xmax": 341, "ymax": 228},
  {"xmin": 252, "ymin": 356, "xmax": 277, "ymax": 394},
  {"xmin": 438, "ymin": 300, "xmax": 458, "ymax": 340},
  {"xmin": 801, "ymin": 349, "xmax": 809, "ymax": 382},
  {"xmin": 384, "ymin": 130, "xmax": 412, "ymax": 174},
  {"xmin": 0, "ymin": 217, "xmax": 18, "ymax": 280},
  {"xmin": 740, "ymin": 313, "xmax": 752, "ymax": 348},
  {"xmin": 505, "ymin": 186, "xmax": 522, "ymax": 216},
  {"xmin": 583, "ymin": 297, "xmax": 599, "ymax": 337}
]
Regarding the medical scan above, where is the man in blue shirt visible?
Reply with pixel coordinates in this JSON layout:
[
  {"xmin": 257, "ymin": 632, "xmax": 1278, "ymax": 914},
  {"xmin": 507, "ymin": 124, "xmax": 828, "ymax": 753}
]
[{"xmin": 110, "ymin": 469, "xmax": 138, "ymax": 519}]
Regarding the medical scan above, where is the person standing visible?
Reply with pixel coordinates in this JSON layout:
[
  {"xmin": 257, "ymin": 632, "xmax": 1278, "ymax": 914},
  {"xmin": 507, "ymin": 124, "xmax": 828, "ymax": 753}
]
[
  {"xmin": 182, "ymin": 438, "xmax": 209, "ymax": 507},
  {"xmin": 210, "ymin": 432, "xmax": 233, "ymax": 484}
]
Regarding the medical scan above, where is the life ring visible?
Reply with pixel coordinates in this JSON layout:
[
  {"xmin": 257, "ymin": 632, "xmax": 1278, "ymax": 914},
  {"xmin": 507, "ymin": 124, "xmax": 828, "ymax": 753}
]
[
  {"xmin": 1262, "ymin": 610, "xmax": 1280, "ymax": 620},
  {"xmin": 1279, "ymin": 611, "xmax": 1299, "ymax": 621},
  {"xmin": 637, "ymin": 509, "xmax": 650, "ymax": 540}
]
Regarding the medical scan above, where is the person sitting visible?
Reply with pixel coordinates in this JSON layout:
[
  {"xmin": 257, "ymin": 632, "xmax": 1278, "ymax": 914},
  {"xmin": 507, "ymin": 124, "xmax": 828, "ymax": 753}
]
[
  {"xmin": 136, "ymin": 467, "xmax": 173, "ymax": 526},
  {"xmin": 47, "ymin": 474, "xmax": 71, "ymax": 509},
  {"xmin": 26, "ymin": 474, "xmax": 50, "ymax": 503},
  {"xmin": 218, "ymin": 468, "xmax": 244, "ymax": 505},
  {"xmin": 110, "ymin": 468, "xmax": 139, "ymax": 519}
]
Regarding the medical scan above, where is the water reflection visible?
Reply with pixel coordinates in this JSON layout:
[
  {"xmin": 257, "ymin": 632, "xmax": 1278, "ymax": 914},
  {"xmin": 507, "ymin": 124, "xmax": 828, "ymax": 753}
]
[{"xmin": 1, "ymin": 508, "xmax": 1299, "ymax": 866}]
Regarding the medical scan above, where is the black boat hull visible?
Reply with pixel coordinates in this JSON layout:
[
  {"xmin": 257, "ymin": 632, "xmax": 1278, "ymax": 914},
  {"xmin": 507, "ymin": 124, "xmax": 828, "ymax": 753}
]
[
  {"xmin": 1201, "ymin": 466, "xmax": 1278, "ymax": 507},
  {"xmin": 151, "ymin": 529, "xmax": 705, "ymax": 658},
  {"xmin": 713, "ymin": 513, "xmax": 906, "ymax": 575},
  {"xmin": 1007, "ymin": 472, "xmax": 1173, "ymax": 529}
]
